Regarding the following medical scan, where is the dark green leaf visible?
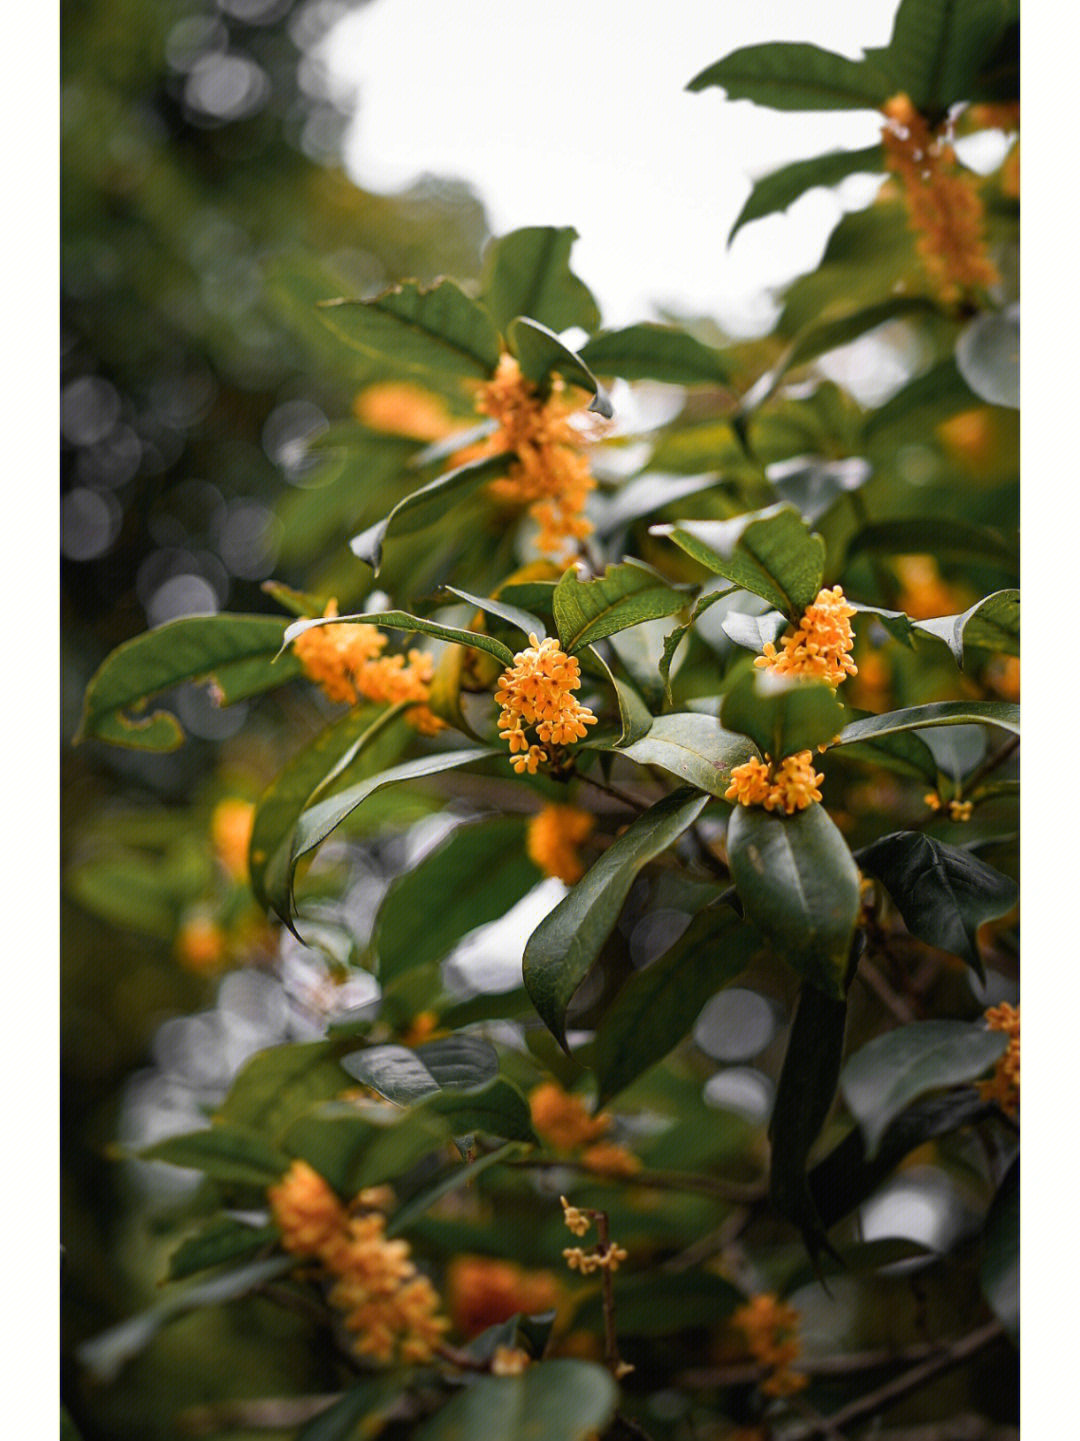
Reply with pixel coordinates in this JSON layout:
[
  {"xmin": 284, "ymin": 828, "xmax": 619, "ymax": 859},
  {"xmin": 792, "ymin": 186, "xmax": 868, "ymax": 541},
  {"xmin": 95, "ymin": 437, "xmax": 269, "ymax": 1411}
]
[
  {"xmin": 956, "ymin": 308, "xmax": 1019, "ymax": 407},
  {"xmin": 857, "ymin": 830, "xmax": 1017, "ymax": 978},
  {"xmin": 217, "ymin": 1041, "xmax": 355, "ymax": 1139},
  {"xmin": 729, "ymin": 145, "xmax": 886, "ymax": 242},
  {"xmin": 580, "ymin": 323, "xmax": 730, "ymax": 385},
  {"xmin": 849, "ymin": 602, "xmax": 918, "ymax": 648},
  {"xmin": 658, "ymin": 587, "xmax": 735, "ymax": 700},
  {"xmin": 284, "ymin": 1102, "xmax": 452, "ymax": 1197},
  {"xmin": 553, "ymin": 560, "xmax": 685, "ymax": 653},
  {"xmin": 507, "ymin": 317, "xmax": 613, "ymax": 417},
  {"xmin": 481, "ymin": 226, "xmax": 601, "ymax": 336},
  {"xmin": 75, "ymin": 616, "xmax": 301, "ymax": 751},
  {"xmin": 140, "ymin": 1124, "xmax": 289, "ymax": 1187},
  {"xmin": 981, "ymin": 1156, "xmax": 1018, "ymax": 1339},
  {"xmin": 840, "ymin": 1020, "xmax": 1008, "ymax": 1156},
  {"xmin": 296, "ymin": 1376, "xmax": 407, "ymax": 1441},
  {"xmin": 876, "ymin": 0, "xmax": 1013, "ymax": 111},
  {"xmin": 687, "ymin": 42, "xmax": 892, "ymax": 110},
  {"xmin": 168, "ymin": 1217, "xmax": 277, "ymax": 1281},
  {"xmin": 375, "ymin": 818, "xmax": 537, "ymax": 984},
  {"xmin": 727, "ymin": 803, "xmax": 860, "ymax": 997},
  {"xmin": 721, "ymin": 670, "xmax": 847, "ymax": 760},
  {"xmin": 581, "ymin": 643, "xmax": 653, "ymax": 746},
  {"xmin": 845, "ymin": 517, "xmax": 1017, "ymax": 572},
  {"xmin": 915, "ymin": 588, "xmax": 1019, "ymax": 669},
  {"xmin": 835, "ymin": 700, "xmax": 1019, "ymax": 747},
  {"xmin": 349, "ymin": 452, "xmax": 513, "ymax": 574},
  {"xmin": 593, "ymin": 906, "xmax": 761, "ymax": 1103},
  {"xmin": 425, "ymin": 1077, "xmax": 537, "ymax": 1143},
  {"xmin": 616, "ymin": 712, "xmax": 759, "ymax": 798},
  {"xmin": 341, "ymin": 1035, "xmax": 498, "ymax": 1103},
  {"xmin": 413, "ymin": 1359, "xmax": 617, "ymax": 1441},
  {"xmin": 826, "ymin": 710, "xmax": 940, "ymax": 783},
  {"xmin": 440, "ymin": 585, "xmax": 546, "ymax": 639},
  {"xmin": 523, "ymin": 789, "xmax": 709, "ymax": 1047}
]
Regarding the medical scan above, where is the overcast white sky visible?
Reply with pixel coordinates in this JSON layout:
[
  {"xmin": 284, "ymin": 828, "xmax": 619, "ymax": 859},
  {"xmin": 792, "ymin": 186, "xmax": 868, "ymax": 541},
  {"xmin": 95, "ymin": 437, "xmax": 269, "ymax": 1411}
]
[{"xmin": 329, "ymin": 0, "xmax": 901, "ymax": 331}]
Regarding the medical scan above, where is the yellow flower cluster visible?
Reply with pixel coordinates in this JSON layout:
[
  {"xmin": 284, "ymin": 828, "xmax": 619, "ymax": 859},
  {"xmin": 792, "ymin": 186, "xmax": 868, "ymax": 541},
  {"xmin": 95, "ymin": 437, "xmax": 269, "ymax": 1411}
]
[
  {"xmin": 731, "ymin": 1293, "xmax": 808, "ymax": 1398},
  {"xmin": 447, "ymin": 1255, "xmax": 561, "ymax": 1339},
  {"xmin": 563, "ymin": 1243, "xmax": 629, "ymax": 1275},
  {"xmin": 495, "ymin": 635, "xmax": 598, "ymax": 774},
  {"xmin": 292, "ymin": 602, "xmax": 444, "ymax": 735},
  {"xmin": 979, "ymin": 1002, "xmax": 1019, "ymax": 1118},
  {"xmin": 267, "ymin": 1160, "xmax": 448, "ymax": 1364},
  {"xmin": 531, "ymin": 1085, "xmax": 639, "ymax": 1176},
  {"xmin": 352, "ymin": 381, "xmax": 456, "ymax": 441},
  {"xmin": 893, "ymin": 555, "xmax": 963, "ymax": 622},
  {"xmin": 527, "ymin": 803, "xmax": 595, "ymax": 884},
  {"xmin": 923, "ymin": 792, "xmax": 974, "ymax": 822},
  {"xmin": 725, "ymin": 752, "xmax": 824, "ymax": 815},
  {"xmin": 755, "ymin": 585, "xmax": 858, "ymax": 687},
  {"xmin": 211, "ymin": 798, "xmax": 255, "ymax": 882},
  {"xmin": 461, "ymin": 354, "xmax": 597, "ymax": 562},
  {"xmin": 881, "ymin": 93, "xmax": 1000, "ymax": 301}
]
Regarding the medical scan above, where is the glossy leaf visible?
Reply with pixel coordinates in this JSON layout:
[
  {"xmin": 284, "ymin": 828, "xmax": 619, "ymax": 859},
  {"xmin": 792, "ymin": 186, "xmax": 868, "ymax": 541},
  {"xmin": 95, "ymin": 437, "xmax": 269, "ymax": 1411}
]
[
  {"xmin": 75, "ymin": 615, "xmax": 301, "ymax": 751},
  {"xmin": 835, "ymin": 700, "xmax": 1019, "ymax": 747},
  {"xmin": 721, "ymin": 670, "xmax": 847, "ymax": 760},
  {"xmin": 523, "ymin": 788, "xmax": 709, "ymax": 1046},
  {"xmin": 424, "ymin": 1076, "xmax": 537, "ymax": 1143},
  {"xmin": 956, "ymin": 307, "xmax": 1019, "ymax": 408},
  {"xmin": 840, "ymin": 1020, "xmax": 1008, "ymax": 1156},
  {"xmin": 981, "ymin": 1156, "xmax": 1018, "ymax": 1339},
  {"xmin": 652, "ymin": 504, "xmax": 825, "ymax": 615},
  {"xmin": 767, "ymin": 455, "xmax": 873, "ymax": 525},
  {"xmin": 580, "ymin": 322, "xmax": 731, "ymax": 385},
  {"xmin": 507, "ymin": 318, "xmax": 612, "ymax": 417},
  {"xmin": 875, "ymin": 0, "xmax": 1013, "ymax": 112},
  {"xmin": 217, "ymin": 1041, "xmax": 355, "ymax": 1138},
  {"xmin": 729, "ymin": 145, "xmax": 886, "ymax": 242},
  {"xmin": 375, "ymin": 818, "xmax": 537, "ymax": 984},
  {"xmin": 617, "ymin": 712, "xmax": 758, "ymax": 798},
  {"xmin": 720, "ymin": 609, "xmax": 787, "ymax": 653},
  {"xmin": 857, "ymin": 830, "xmax": 1017, "ymax": 979},
  {"xmin": 413, "ymin": 1359, "xmax": 617, "ymax": 1441},
  {"xmin": 593, "ymin": 906, "xmax": 761, "ymax": 1103},
  {"xmin": 826, "ymin": 713, "xmax": 940, "ymax": 783},
  {"xmin": 687, "ymin": 42, "xmax": 892, "ymax": 110},
  {"xmin": 581, "ymin": 643, "xmax": 653, "ymax": 746},
  {"xmin": 284, "ymin": 1102, "xmax": 453, "ymax": 1197},
  {"xmin": 481, "ymin": 225, "xmax": 601, "ymax": 336},
  {"xmin": 727, "ymin": 803, "xmax": 860, "ymax": 997},
  {"xmin": 440, "ymin": 585, "xmax": 546, "ymax": 639},
  {"xmin": 553, "ymin": 559, "xmax": 685, "ymax": 653},
  {"xmin": 349, "ymin": 452, "xmax": 513, "ymax": 574},
  {"xmin": 914, "ymin": 588, "xmax": 1019, "ymax": 667},
  {"xmin": 167, "ymin": 1217, "xmax": 276, "ymax": 1281},
  {"xmin": 341, "ymin": 1035, "xmax": 499, "ymax": 1103},
  {"xmin": 140, "ymin": 1124, "xmax": 289, "ymax": 1186}
]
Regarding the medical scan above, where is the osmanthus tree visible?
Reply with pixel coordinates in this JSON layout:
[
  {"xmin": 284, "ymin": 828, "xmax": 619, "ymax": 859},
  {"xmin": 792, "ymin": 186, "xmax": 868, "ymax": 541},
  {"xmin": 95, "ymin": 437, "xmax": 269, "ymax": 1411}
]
[{"xmin": 71, "ymin": 2, "xmax": 1018, "ymax": 1437}]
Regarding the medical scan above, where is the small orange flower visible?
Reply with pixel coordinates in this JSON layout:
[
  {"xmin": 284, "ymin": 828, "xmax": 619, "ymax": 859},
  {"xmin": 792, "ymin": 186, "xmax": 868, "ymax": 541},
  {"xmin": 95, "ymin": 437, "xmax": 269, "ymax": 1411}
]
[
  {"xmin": 580, "ymin": 1142, "xmax": 642, "ymax": 1178},
  {"xmin": 527, "ymin": 803, "xmax": 595, "ymax": 884},
  {"xmin": 211, "ymin": 798, "xmax": 254, "ymax": 882},
  {"xmin": 755, "ymin": 586, "xmax": 858, "ymax": 687},
  {"xmin": 496, "ymin": 635, "xmax": 597, "ymax": 774},
  {"xmin": 353, "ymin": 382, "xmax": 456, "ymax": 441},
  {"xmin": 175, "ymin": 913, "xmax": 228, "ymax": 975},
  {"xmin": 979, "ymin": 1002, "xmax": 1019, "ymax": 1117},
  {"xmin": 530, "ymin": 1082, "xmax": 610, "ymax": 1152},
  {"xmin": 268, "ymin": 1160, "xmax": 348, "ymax": 1259},
  {"xmin": 732, "ymin": 1293, "xmax": 808, "ymax": 1397},
  {"xmin": 446, "ymin": 1255, "xmax": 561, "ymax": 1338},
  {"xmin": 725, "ymin": 752, "xmax": 824, "ymax": 815}
]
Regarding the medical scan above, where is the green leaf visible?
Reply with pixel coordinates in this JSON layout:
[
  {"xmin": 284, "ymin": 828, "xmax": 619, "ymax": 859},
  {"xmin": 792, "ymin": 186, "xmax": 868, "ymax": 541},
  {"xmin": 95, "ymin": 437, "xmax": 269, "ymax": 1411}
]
[
  {"xmin": 915, "ymin": 589, "xmax": 1019, "ymax": 668},
  {"xmin": 981, "ymin": 1156, "xmax": 1018, "ymax": 1340},
  {"xmin": 769, "ymin": 456, "xmax": 874, "ymax": 527},
  {"xmin": 553, "ymin": 560, "xmax": 685, "ymax": 653},
  {"xmin": 857, "ymin": 830, "xmax": 1016, "ymax": 979},
  {"xmin": 284, "ymin": 609, "xmax": 515, "ymax": 670},
  {"xmin": 720, "ymin": 610, "xmax": 787, "ymax": 653},
  {"xmin": 262, "ymin": 579, "xmax": 332, "ymax": 619},
  {"xmin": 729, "ymin": 145, "xmax": 886, "ymax": 242},
  {"xmin": 769, "ymin": 982, "xmax": 851, "ymax": 1262},
  {"xmin": 658, "ymin": 586, "xmax": 735, "ymax": 700},
  {"xmin": 341, "ymin": 1035, "xmax": 499, "ymax": 1103},
  {"xmin": 425, "ymin": 1076, "xmax": 537, "ymax": 1143},
  {"xmin": 616, "ymin": 712, "xmax": 759, "ymax": 798},
  {"xmin": 139, "ymin": 1124, "xmax": 290, "ymax": 1187},
  {"xmin": 849, "ymin": 602, "xmax": 918, "ymax": 648},
  {"xmin": 593, "ymin": 907, "xmax": 761, "ymax": 1103},
  {"xmin": 581, "ymin": 643, "xmax": 653, "ymax": 746},
  {"xmin": 687, "ymin": 42, "xmax": 893, "ymax": 110},
  {"xmin": 217, "ymin": 1041, "xmax": 357, "ymax": 1139},
  {"xmin": 523, "ymin": 788, "xmax": 709, "ymax": 1047},
  {"xmin": 349, "ymin": 452, "xmax": 513, "ymax": 574},
  {"xmin": 296, "ymin": 1375, "xmax": 408, "ymax": 1441},
  {"xmin": 75, "ymin": 615, "xmax": 301, "ymax": 751},
  {"xmin": 721, "ymin": 670, "xmax": 847, "ymax": 760},
  {"xmin": 826, "ymin": 710, "xmax": 940, "ymax": 783},
  {"xmin": 167, "ymin": 1217, "xmax": 276, "ymax": 1281},
  {"xmin": 507, "ymin": 317, "xmax": 613, "ymax": 417},
  {"xmin": 481, "ymin": 226, "xmax": 601, "ymax": 336},
  {"xmin": 727, "ymin": 803, "xmax": 860, "ymax": 997},
  {"xmin": 652, "ymin": 504, "xmax": 825, "ymax": 615},
  {"xmin": 956, "ymin": 308, "xmax": 1019, "ymax": 408},
  {"xmin": 835, "ymin": 700, "xmax": 1019, "ymax": 747},
  {"xmin": 840, "ymin": 1020, "xmax": 1008, "ymax": 1156},
  {"xmin": 845, "ymin": 517, "xmax": 1017, "ymax": 572},
  {"xmin": 413, "ymin": 1359, "xmax": 617, "ymax": 1441},
  {"xmin": 283, "ymin": 1102, "xmax": 452, "ymax": 1197},
  {"xmin": 387, "ymin": 1142, "xmax": 526, "ymax": 1236},
  {"xmin": 876, "ymin": 0, "xmax": 1013, "ymax": 112},
  {"xmin": 376, "ymin": 818, "xmax": 538, "ymax": 984},
  {"xmin": 862, "ymin": 357, "xmax": 979, "ymax": 449},
  {"xmin": 579, "ymin": 322, "xmax": 731, "ymax": 385},
  {"xmin": 440, "ymin": 585, "xmax": 546, "ymax": 639}
]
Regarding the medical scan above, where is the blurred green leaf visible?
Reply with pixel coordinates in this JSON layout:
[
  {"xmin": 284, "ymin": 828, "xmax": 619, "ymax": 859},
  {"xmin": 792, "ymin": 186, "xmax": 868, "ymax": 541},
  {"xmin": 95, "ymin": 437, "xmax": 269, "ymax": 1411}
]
[
  {"xmin": 580, "ymin": 322, "xmax": 731, "ymax": 384},
  {"xmin": 727, "ymin": 804, "xmax": 860, "ymax": 997},
  {"xmin": 140, "ymin": 1124, "xmax": 290, "ymax": 1187},
  {"xmin": 914, "ymin": 588, "xmax": 1019, "ymax": 667},
  {"xmin": 413, "ymin": 1359, "xmax": 617, "ymax": 1441},
  {"xmin": 582, "ymin": 1272, "xmax": 744, "ymax": 1337},
  {"xmin": 857, "ymin": 830, "xmax": 1017, "ymax": 979},
  {"xmin": 840, "ymin": 1020, "xmax": 1008, "ymax": 1156},
  {"xmin": 721, "ymin": 670, "xmax": 847, "ymax": 760},
  {"xmin": 507, "ymin": 318, "xmax": 613, "ymax": 417},
  {"xmin": 553, "ymin": 560, "xmax": 685, "ymax": 653},
  {"xmin": 616, "ymin": 712, "xmax": 759, "ymax": 798},
  {"xmin": 687, "ymin": 42, "xmax": 891, "ymax": 110},
  {"xmin": 217, "ymin": 1041, "xmax": 355, "ymax": 1139},
  {"xmin": 296, "ymin": 1375, "xmax": 408, "ymax": 1441},
  {"xmin": 75, "ymin": 615, "xmax": 301, "ymax": 751},
  {"xmin": 729, "ymin": 145, "xmax": 886, "ymax": 241},
  {"xmin": 482, "ymin": 226, "xmax": 601, "ymax": 336},
  {"xmin": 341, "ymin": 1035, "xmax": 498, "ymax": 1103},
  {"xmin": 845, "ymin": 517, "xmax": 1017, "ymax": 572},
  {"xmin": 872, "ymin": 0, "xmax": 1014, "ymax": 112},
  {"xmin": 523, "ymin": 789, "xmax": 709, "ymax": 1046},
  {"xmin": 981, "ymin": 1156, "xmax": 1018, "ymax": 1340},
  {"xmin": 425, "ymin": 1077, "xmax": 537, "ymax": 1143},
  {"xmin": 168, "ymin": 1216, "xmax": 277, "ymax": 1282},
  {"xmin": 956, "ymin": 308, "xmax": 1019, "ymax": 407},
  {"xmin": 283, "ymin": 1101, "xmax": 452, "ymax": 1197}
]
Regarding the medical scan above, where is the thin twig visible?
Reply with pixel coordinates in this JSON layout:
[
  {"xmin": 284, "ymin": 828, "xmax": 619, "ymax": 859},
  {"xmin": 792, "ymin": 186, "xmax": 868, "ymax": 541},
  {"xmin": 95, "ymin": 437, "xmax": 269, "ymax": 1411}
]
[
  {"xmin": 574, "ymin": 769, "xmax": 651, "ymax": 813},
  {"xmin": 511, "ymin": 1156, "xmax": 766, "ymax": 1204},
  {"xmin": 856, "ymin": 954, "xmax": 917, "ymax": 1024},
  {"xmin": 595, "ymin": 1210, "xmax": 621, "ymax": 1375}
]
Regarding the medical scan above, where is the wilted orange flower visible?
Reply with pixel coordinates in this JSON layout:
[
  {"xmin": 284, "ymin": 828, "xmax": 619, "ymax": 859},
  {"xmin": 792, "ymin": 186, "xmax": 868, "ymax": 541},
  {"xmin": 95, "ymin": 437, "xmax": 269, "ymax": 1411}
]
[
  {"xmin": 732, "ymin": 1293, "xmax": 808, "ymax": 1398},
  {"xmin": 530, "ymin": 1082, "xmax": 610, "ymax": 1152},
  {"xmin": 495, "ymin": 635, "xmax": 597, "ymax": 774},
  {"xmin": 881, "ymin": 93, "xmax": 1000, "ymax": 300},
  {"xmin": 725, "ymin": 752, "xmax": 824, "ymax": 815},
  {"xmin": 446, "ymin": 1255, "xmax": 561, "ymax": 1338},
  {"xmin": 211, "ymin": 798, "xmax": 254, "ymax": 882},
  {"xmin": 979, "ymin": 1002, "xmax": 1019, "ymax": 1117},
  {"xmin": 527, "ymin": 803, "xmax": 595, "ymax": 883},
  {"xmin": 353, "ymin": 382, "xmax": 456, "ymax": 441},
  {"xmin": 755, "ymin": 586, "xmax": 858, "ymax": 686}
]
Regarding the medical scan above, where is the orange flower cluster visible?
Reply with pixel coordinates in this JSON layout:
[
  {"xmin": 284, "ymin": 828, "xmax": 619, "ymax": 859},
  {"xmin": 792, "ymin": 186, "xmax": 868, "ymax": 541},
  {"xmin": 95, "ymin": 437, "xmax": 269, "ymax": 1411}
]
[
  {"xmin": 446, "ymin": 1255, "xmax": 561, "ymax": 1339},
  {"xmin": 979, "ymin": 1002, "xmax": 1019, "ymax": 1118},
  {"xmin": 175, "ymin": 912, "xmax": 228, "ymax": 975},
  {"xmin": 267, "ymin": 1160, "xmax": 448, "ymax": 1364},
  {"xmin": 211, "ymin": 798, "xmax": 254, "ymax": 882},
  {"xmin": 755, "ymin": 585, "xmax": 858, "ymax": 687},
  {"xmin": 495, "ymin": 635, "xmax": 597, "ymax": 774},
  {"xmin": 465, "ymin": 354, "xmax": 597, "ymax": 562},
  {"xmin": 725, "ymin": 752, "xmax": 824, "ymax": 815},
  {"xmin": 527, "ymin": 803, "xmax": 595, "ymax": 884},
  {"xmin": 292, "ymin": 602, "xmax": 444, "ymax": 735},
  {"xmin": 731, "ymin": 1293, "xmax": 808, "ymax": 1398},
  {"xmin": 923, "ymin": 792, "xmax": 973, "ymax": 822},
  {"xmin": 881, "ymin": 93, "xmax": 1000, "ymax": 300},
  {"xmin": 985, "ymin": 654, "xmax": 1020, "ymax": 701},
  {"xmin": 353, "ymin": 381, "xmax": 456, "ymax": 441},
  {"xmin": 893, "ymin": 555, "xmax": 963, "ymax": 621},
  {"xmin": 530, "ymin": 1083, "xmax": 639, "ymax": 1175}
]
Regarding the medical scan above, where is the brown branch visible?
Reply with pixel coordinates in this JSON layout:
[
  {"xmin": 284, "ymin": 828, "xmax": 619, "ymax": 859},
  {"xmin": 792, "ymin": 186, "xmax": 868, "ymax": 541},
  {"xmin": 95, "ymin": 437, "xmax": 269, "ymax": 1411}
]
[
  {"xmin": 511, "ymin": 1156, "xmax": 765, "ymax": 1204},
  {"xmin": 574, "ymin": 769, "xmax": 652, "ymax": 813},
  {"xmin": 856, "ymin": 953, "xmax": 917, "ymax": 1024}
]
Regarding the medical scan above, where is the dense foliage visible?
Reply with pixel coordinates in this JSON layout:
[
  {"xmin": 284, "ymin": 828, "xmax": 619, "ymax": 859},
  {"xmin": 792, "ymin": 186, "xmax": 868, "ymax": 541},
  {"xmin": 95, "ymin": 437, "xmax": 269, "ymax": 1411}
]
[{"xmin": 63, "ymin": 3, "xmax": 1019, "ymax": 1438}]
